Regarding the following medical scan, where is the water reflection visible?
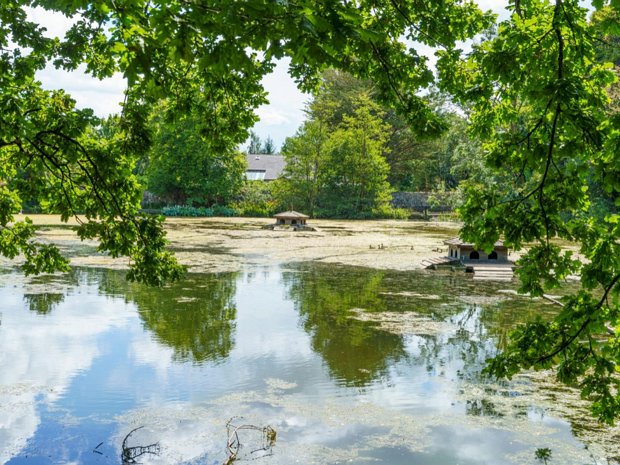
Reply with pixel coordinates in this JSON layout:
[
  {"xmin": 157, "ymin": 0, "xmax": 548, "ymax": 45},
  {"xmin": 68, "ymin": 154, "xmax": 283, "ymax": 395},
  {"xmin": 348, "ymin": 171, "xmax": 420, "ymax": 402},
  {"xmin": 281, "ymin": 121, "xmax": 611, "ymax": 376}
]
[
  {"xmin": 125, "ymin": 273, "xmax": 239, "ymax": 364},
  {"xmin": 465, "ymin": 398, "xmax": 504, "ymax": 417},
  {"xmin": 67, "ymin": 268, "xmax": 241, "ymax": 364},
  {"xmin": 282, "ymin": 263, "xmax": 515, "ymax": 388},
  {"xmin": 283, "ymin": 265, "xmax": 406, "ymax": 387},
  {"xmin": 23, "ymin": 293, "xmax": 64, "ymax": 315},
  {"xmin": 0, "ymin": 271, "xmax": 132, "ymax": 464},
  {"xmin": 1, "ymin": 264, "xmax": 616, "ymax": 465}
]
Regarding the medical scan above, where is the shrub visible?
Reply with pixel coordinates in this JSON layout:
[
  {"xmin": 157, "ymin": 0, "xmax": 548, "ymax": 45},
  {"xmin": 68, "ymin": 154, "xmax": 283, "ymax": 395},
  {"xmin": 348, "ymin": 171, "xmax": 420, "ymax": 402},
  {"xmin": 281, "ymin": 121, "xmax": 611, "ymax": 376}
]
[
  {"xmin": 160, "ymin": 205, "xmax": 240, "ymax": 217},
  {"xmin": 230, "ymin": 181, "xmax": 281, "ymax": 217},
  {"xmin": 371, "ymin": 205, "xmax": 411, "ymax": 219}
]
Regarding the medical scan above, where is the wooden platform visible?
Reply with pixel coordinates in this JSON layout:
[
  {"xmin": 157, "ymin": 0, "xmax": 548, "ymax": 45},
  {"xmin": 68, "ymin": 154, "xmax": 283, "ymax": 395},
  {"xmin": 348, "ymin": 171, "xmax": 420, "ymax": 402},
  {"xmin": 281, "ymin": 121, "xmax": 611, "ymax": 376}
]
[
  {"xmin": 421, "ymin": 257, "xmax": 457, "ymax": 269},
  {"xmin": 470, "ymin": 263, "xmax": 515, "ymax": 281}
]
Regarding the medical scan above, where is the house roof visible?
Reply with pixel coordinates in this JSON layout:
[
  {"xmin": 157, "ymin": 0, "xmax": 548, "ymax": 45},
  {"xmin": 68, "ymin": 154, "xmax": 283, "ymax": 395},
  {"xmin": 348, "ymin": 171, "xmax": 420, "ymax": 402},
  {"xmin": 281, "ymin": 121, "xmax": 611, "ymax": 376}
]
[
  {"xmin": 274, "ymin": 211, "xmax": 309, "ymax": 219},
  {"xmin": 245, "ymin": 153, "xmax": 285, "ymax": 180},
  {"xmin": 443, "ymin": 237, "xmax": 506, "ymax": 248}
]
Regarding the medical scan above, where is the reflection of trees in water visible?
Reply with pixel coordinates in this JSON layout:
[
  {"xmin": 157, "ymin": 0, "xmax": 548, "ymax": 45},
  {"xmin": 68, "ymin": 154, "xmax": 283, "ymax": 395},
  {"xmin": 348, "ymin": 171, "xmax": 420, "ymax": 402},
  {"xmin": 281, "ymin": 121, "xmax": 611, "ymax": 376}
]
[
  {"xmin": 78, "ymin": 268, "xmax": 240, "ymax": 364},
  {"xmin": 403, "ymin": 305, "xmax": 494, "ymax": 377},
  {"xmin": 283, "ymin": 264, "xmax": 406, "ymax": 387},
  {"xmin": 24, "ymin": 293, "xmax": 65, "ymax": 315},
  {"xmin": 127, "ymin": 273, "xmax": 239, "ymax": 363},
  {"xmin": 19, "ymin": 271, "xmax": 78, "ymax": 315},
  {"xmin": 284, "ymin": 263, "xmax": 535, "ymax": 389}
]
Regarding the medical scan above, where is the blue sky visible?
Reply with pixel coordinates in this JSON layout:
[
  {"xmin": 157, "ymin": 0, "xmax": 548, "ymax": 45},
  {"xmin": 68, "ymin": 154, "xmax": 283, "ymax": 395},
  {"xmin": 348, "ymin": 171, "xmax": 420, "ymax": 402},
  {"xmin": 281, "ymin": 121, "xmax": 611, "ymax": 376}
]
[{"xmin": 31, "ymin": 1, "xmax": 509, "ymax": 152}]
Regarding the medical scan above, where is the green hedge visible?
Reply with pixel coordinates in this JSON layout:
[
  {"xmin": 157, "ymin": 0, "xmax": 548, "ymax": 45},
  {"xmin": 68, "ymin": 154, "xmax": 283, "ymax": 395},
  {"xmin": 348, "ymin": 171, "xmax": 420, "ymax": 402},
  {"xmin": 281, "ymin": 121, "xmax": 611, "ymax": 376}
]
[{"xmin": 161, "ymin": 205, "xmax": 239, "ymax": 217}]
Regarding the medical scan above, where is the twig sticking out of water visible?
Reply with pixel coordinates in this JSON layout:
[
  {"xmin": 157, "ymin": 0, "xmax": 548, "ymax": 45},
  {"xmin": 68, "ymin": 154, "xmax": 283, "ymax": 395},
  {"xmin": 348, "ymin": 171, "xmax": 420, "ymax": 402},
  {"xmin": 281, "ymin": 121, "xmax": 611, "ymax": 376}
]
[
  {"xmin": 121, "ymin": 426, "xmax": 161, "ymax": 464},
  {"xmin": 224, "ymin": 417, "xmax": 276, "ymax": 465},
  {"xmin": 92, "ymin": 442, "xmax": 104, "ymax": 455}
]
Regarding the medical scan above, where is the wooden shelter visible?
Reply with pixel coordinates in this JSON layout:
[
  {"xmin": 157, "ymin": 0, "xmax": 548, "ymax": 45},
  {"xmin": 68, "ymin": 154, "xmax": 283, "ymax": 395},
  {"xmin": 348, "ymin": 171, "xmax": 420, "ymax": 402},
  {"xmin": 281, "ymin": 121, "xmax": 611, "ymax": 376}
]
[
  {"xmin": 443, "ymin": 238, "xmax": 509, "ymax": 263},
  {"xmin": 273, "ymin": 211, "xmax": 309, "ymax": 226}
]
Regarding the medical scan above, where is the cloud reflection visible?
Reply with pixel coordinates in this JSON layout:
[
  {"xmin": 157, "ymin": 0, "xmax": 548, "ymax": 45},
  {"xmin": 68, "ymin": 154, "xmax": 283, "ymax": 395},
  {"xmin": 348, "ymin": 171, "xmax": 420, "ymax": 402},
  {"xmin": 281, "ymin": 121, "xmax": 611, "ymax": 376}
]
[{"xmin": 0, "ymin": 278, "xmax": 132, "ymax": 463}]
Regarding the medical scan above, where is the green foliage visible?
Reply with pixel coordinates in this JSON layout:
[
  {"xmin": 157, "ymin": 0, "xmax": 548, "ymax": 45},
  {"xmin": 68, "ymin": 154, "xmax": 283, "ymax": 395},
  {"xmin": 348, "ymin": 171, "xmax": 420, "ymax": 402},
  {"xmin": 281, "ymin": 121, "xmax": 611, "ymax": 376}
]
[
  {"xmin": 231, "ymin": 181, "xmax": 282, "ymax": 217},
  {"xmin": 144, "ymin": 107, "xmax": 246, "ymax": 206},
  {"xmin": 387, "ymin": 94, "xmax": 490, "ymax": 192},
  {"xmin": 535, "ymin": 448, "xmax": 552, "ymax": 464},
  {"xmin": 161, "ymin": 205, "xmax": 238, "ymax": 218},
  {"xmin": 283, "ymin": 264, "xmax": 406, "ymax": 387},
  {"xmin": 279, "ymin": 119, "xmax": 329, "ymax": 217},
  {"xmin": 441, "ymin": 0, "xmax": 620, "ymax": 422},
  {"xmin": 279, "ymin": 83, "xmax": 394, "ymax": 218},
  {"xmin": 4, "ymin": 0, "xmax": 620, "ymax": 424},
  {"xmin": 591, "ymin": 7, "xmax": 620, "ymax": 66},
  {"xmin": 246, "ymin": 131, "xmax": 277, "ymax": 154},
  {"xmin": 321, "ymin": 96, "xmax": 393, "ymax": 217},
  {"xmin": 284, "ymin": 70, "xmax": 490, "ymax": 196},
  {"xmin": 127, "ymin": 272, "xmax": 239, "ymax": 362},
  {"xmin": 2, "ymin": 0, "xmax": 493, "ymax": 282},
  {"xmin": 371, "ymin": 205, "xmax": 411, "ymax": 220}
]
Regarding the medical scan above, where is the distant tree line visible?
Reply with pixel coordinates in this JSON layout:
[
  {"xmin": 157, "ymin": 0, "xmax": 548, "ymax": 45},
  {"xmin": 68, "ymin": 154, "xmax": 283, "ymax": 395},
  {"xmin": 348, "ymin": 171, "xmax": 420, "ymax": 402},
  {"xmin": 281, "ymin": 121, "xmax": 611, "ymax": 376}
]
[
  {"xmin": 23, "ymin": 61, "xmax": 616, "ymax": 222},
  {"xmin": 136, "ymin": 60, "xmax": 618, "ymax": 220},
  {"xmin": 246, "ymin": 131, "xmax": 276, "ymax": 155}
]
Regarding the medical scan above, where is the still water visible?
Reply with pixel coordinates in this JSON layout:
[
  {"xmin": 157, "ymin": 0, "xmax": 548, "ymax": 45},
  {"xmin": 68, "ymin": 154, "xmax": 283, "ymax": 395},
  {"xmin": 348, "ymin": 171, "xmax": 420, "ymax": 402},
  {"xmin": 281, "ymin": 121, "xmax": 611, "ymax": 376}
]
[{"xmin": 0, "ymin": 264, "xmax": 607, "ymax": 464}]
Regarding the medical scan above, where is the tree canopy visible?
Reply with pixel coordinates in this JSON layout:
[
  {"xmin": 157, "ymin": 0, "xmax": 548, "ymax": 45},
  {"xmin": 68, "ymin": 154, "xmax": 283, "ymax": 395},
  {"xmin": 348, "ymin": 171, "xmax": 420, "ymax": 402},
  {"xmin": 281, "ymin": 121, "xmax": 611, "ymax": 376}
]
[
  {"xmin": 280, "ymin": 76, "xmax": 393, "ymax": 218},
  {"xmin": 0, "ymin": 0, "xmax": 492, "ymax": 284},
  {"xmin": 2, "ymin": 0, "xmax": 620, "ymax": 421},
  {"xmin": 438, "ymin": 2, "xmax": 620, "ymax": 422},
  {"xmin": 143, "ymin": 107, "xmax": 246, "ymax": 206},
  {"xmin": 246, "ymin": 131, "xmax": 277, "ymax": 155}
]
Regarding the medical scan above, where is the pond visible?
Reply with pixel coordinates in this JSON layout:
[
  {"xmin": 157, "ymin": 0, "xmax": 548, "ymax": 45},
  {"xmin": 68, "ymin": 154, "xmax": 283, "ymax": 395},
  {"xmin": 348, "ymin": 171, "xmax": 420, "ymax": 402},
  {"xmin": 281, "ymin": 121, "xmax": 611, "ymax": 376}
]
[{"xmin": 0, "ymin": 263, "xmax": 615, "ymax": 464}]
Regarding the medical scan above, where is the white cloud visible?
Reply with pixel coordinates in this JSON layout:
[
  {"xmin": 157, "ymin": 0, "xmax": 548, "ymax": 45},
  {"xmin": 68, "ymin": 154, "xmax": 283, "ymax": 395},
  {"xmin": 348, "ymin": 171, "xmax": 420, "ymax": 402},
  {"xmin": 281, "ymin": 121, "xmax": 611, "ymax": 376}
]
[
  {"xmin": 255, "ymin": 107, "xmax": 292, "ymax": 126},
  {"xmin": 37, "ymin": 65, "xmax": 126, "ymax": 117},
  {"xmin": 130, "ymin": 335, "xmax": 174, "ymax": 379},
  {"xmin": 26, "ymin": 6, "xmax": 76, "ymax": 39}
]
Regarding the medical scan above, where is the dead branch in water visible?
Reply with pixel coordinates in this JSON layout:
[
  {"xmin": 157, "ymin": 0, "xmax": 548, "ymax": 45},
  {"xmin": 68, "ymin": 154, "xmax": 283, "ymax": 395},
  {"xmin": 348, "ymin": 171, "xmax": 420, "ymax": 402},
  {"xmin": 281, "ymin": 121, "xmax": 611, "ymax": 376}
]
[
  {"xmin": 121, "ymin": 426, "xmax": 161, "ymax": 464},
  {"xmin": 224, "ymin": 417, "xmax": 276, "ymax": 465}
]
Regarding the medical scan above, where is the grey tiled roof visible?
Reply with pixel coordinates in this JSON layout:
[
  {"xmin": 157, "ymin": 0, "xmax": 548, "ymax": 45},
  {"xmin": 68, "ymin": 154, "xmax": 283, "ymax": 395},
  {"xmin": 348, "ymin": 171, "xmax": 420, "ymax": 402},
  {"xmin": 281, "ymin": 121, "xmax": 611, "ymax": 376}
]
[
  {"xmin": 443, "ymin": 237, "xmax": 506, "ymax": 248},
  {"xmin": 274, "ymin": 211, "xmax": 309, "ymax": 219},
  {"xmin": 245, "ymin": 153, "xmax": 286, "ymax": 180}
]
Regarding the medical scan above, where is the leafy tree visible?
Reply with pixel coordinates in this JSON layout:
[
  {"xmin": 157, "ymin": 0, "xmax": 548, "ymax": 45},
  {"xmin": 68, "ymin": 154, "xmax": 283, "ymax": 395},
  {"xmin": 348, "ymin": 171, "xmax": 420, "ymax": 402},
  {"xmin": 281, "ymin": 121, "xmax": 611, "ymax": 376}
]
[
  {"xmin": 591, "ymin": 6, "xmax": 620, "ymax": 66},
  {"xmin": 320, "ymin": 96, "xmax": 392, "ymax": 217},
  {"xmin": 246, "ymin": 131, "xmax": 277, "ymax": 154},
  {"xmin": 231, "ymin": 181, "xmax": 281, "ymax": 217},
  {"xmin": 438, "ymin": 0, "xmax": 620, "ymax": 422},
  {"xmin": 281, "ymin": 92, "xmax": 392, "ymax": 218},
  {"xmin": 4, "ymin": 0, "xmax": 620, "ymax": 422},
  {"xmin": 280, "ymin": 119, "xmax": 329, "ymax": 217},
  {"xmin": 307, "ymin": 69, "xmax": 375, "ymax": 127},
  {"xmin": 145, "ymin": 108, "xmax": 246, "ymax": 206},
  {"xmin": 0, "ymin": 0, "xmax": 491, "ymax": 283},
  {"xmin": 298, "ymin": 70, "xmax": 487, "ymax": 193}
]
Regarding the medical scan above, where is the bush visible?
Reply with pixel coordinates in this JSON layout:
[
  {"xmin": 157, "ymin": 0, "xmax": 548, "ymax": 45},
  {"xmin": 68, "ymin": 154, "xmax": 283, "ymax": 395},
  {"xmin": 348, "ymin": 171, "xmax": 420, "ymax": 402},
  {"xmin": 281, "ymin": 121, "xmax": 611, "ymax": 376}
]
[
  {"xmin": 161, "ymin": 205, "xmax": 240, "ymax": 217},
  {"xmin": 230, "ymin": 181, "xmax": 281, "ymax": 217},
  {"xmin": 371, "ymin": 206, "xmax": 411, "ymax": 219}
]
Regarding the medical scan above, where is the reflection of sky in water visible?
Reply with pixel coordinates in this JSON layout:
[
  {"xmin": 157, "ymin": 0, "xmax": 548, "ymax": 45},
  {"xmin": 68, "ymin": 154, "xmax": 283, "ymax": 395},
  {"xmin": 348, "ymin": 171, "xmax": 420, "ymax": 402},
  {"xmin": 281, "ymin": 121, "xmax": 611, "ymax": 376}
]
[{"xmin": 0, "ymin": 266, "xmax": 609, "ymax": 464}]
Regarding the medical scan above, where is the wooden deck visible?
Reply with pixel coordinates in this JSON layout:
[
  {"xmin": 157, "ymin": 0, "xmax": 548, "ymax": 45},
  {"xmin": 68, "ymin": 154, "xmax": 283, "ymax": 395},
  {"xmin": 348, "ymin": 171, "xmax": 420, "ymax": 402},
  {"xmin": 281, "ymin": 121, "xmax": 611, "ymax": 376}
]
[
  {"xmin": 469, "ymin": 263, "xmax": 515, "ymax": 281},
  {"xmin": 422, "ymin": 254, "xmax": 515, "ymax": 281},
  {"xmin": 421, "ymin": 256, "xmax": 457, "ymax": 269}
]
